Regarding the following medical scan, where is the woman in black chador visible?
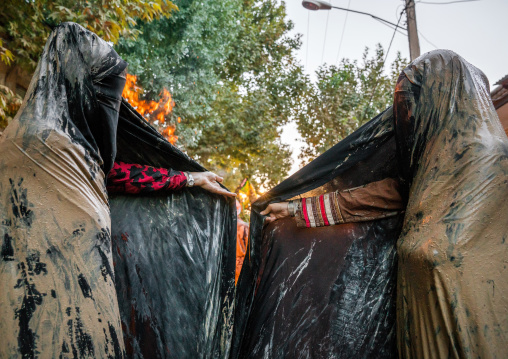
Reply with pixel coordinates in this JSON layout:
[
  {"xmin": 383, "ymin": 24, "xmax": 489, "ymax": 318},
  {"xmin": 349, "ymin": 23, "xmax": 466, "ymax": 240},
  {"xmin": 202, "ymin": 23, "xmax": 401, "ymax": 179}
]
[
  {"xmin": 0, "ymin": 22, "xmax": 236, "ymax": 359},
  {"xmin": 234, "ymin": 50, "xmax": 508, "ymax": 359}
]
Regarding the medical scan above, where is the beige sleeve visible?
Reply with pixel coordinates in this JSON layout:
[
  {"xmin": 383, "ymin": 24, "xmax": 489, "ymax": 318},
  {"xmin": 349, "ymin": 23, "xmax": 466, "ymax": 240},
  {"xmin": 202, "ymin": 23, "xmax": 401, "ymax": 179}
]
[{"xmin": 294, "ymin": 178, "xmax": 404, "ymax": 228}]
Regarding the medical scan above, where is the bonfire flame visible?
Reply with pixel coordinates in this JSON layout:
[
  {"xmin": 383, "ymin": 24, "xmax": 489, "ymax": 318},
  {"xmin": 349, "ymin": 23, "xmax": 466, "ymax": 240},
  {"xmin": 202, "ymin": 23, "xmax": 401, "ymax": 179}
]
[{"xmin": 122, "ymin": 74, "xmax": 178, "ymax": 144}]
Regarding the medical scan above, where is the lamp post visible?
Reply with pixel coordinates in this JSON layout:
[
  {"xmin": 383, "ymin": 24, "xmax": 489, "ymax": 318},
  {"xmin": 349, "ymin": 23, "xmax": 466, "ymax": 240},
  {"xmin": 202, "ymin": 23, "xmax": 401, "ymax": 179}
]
[
  {"xmin": 302, "ymin": 0, "xmax": 421, "ymax": 60},
  {"xmin": 405, "ymin": 0, "xmax": 421, "ymax": 60}
]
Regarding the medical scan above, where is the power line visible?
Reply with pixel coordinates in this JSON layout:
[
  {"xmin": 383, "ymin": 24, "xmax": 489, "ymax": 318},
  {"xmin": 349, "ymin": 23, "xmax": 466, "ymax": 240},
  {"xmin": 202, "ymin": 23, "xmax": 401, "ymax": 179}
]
[
  {"xmin": 335, "ymin": 0, "xmax": 351, "ymax": 65},
  {"xmin": 329, "ymin": 5, "xmax": 406, "ymax": 30},
  {"xmin": 361, "ymin": 6, "xmax": 405, "ymax": 121},
  {"xmin": 372, "ymin": 18, "xmax": 408, "ymax": 36},
  {"xmin": 416, "ymin": 0, "xmax": 479, "ymax": 4},
  {"xmin": 321, "ymin": 10, "xmax": 330, "ymax": 64},
  {"xmin": 383, "ymin": 7, "xmax": 405, "ymax": 65},
  {"xmin": 395, "ymin": 3, "xmax": 405, "ymax": 18},
  {"xmin": 418, "ymin": 30, "xmax": 438, "ymax": 49}
]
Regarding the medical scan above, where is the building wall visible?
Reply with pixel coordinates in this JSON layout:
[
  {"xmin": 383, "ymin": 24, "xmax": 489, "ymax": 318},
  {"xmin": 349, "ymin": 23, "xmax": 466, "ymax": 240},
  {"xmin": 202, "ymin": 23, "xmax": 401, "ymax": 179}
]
[
  {"xmin": 491, "ymin": 76, "xmax": 508, "ymax": 135},
  {"xmin": 497, "ymin": 104, "xmax": 508, "ymax": 132},
  {"xmin": 0, "ymin": 62, "xmax": 31, "ymax": 98}
]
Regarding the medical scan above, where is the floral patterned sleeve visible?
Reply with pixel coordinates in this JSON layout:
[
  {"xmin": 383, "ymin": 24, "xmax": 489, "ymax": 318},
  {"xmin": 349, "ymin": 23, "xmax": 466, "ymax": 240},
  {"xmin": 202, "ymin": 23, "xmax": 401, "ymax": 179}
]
[{"xmin": 106, "ymin": 161, "xmax": 187, "ymax": 194}]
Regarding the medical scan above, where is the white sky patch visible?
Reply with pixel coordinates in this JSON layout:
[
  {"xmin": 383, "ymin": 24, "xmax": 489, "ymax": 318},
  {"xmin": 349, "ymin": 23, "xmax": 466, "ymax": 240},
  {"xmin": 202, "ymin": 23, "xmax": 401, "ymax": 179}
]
[{"xmin": 279, "ymin": 121, "xmax": 302, "ymax": 176}]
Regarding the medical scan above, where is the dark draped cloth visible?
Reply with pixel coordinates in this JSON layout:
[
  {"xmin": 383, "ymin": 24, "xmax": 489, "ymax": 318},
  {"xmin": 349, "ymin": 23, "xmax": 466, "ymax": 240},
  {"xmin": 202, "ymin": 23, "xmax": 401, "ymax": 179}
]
[
  {"xmin": 110, "ymin": 100, "xmax": 237, "ymax": 359},
  {"xmin": 231, "ymin": 108, "xmax": 404, "ymax": 358},
  {"xmin": 394, "ymin": 50, "xmax": 508, "ymax": 358}
]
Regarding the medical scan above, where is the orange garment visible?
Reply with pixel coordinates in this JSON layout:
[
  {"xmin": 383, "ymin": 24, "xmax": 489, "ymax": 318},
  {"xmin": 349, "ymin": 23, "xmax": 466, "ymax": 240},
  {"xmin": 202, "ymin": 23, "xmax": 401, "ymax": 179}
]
[
  {"xmin": 236, "ymin": 217, "xmax": 249, "ymax": 284},
  {"xmin": 235, "ymin": 200, "xmax": 250, "ymax": 284}
]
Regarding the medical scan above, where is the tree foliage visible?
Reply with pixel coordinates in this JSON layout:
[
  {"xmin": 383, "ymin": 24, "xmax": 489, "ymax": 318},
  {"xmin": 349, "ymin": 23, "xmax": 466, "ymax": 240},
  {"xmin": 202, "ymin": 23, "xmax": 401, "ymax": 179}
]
[
  {"xmin": 0, "ymin": 0, "xmax": 177, "ymax": 70},
  {"xmin": 296, "ymin": 46, "xmax": 407, "ymax": 164},
  {"xmin": 0, "ymin": 85, "xmax": 22, "ymax": 130},
  {"xmin": 117, "ymin": 0, "xmax": 309, "ymax": 190}
]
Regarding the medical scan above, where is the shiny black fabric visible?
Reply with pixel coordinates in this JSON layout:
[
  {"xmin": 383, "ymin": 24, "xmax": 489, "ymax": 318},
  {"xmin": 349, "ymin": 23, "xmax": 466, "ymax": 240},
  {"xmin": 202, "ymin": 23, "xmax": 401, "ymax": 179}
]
[
  {"xmin": 110, "ymin": 100, "xmax": 237, "ymax": 359},
  {"xmin": 0, "ymin": 22, "xmax": 235, "ymax": 358},
  {"xmin": 232, "ymin": 109, "xmax": 404, "ymax": 358},
  {"xmin": 22, "ymin": 22, "xmax": 127, "ymax": 173},
  {"xmin": 233, "ymin": 50, "xmax": 508, "ymax": 359},
  {"xmin": 94, "ymin": 65, "xmax": 128, "ymax": 173}
]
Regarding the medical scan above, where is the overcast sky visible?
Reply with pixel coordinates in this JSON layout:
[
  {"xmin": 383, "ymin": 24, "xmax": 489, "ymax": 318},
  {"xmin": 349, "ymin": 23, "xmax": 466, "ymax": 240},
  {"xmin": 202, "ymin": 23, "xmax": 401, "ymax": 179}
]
[{"xmin": 281, "ymin": 0, "xmax": 508, "ymax": 174}]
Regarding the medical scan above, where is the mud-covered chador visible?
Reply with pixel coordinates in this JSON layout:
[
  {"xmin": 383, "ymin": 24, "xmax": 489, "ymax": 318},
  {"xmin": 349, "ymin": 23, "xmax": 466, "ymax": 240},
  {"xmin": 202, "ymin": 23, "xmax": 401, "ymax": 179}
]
[
  {"xmin": 0, "ymin": 22, "xmax": 128, "ymax": 357},
  {"xmin": 394, "ymin": 51, "xmax": 508, "ymax": 359}
]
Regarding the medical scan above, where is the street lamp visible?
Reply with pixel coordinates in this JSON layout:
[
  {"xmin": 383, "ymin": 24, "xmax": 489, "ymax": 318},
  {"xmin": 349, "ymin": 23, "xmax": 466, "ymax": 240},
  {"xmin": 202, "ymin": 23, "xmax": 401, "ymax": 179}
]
[
  {"xmin": 302, "ymin": 0, "xmax": 406, "ymax": 31},
  {"xmin": 302, "ymin": 0, "xmax": 423, "ymax": 60},
  {"xmin": 302, "ymin": 0, "xmax": 331, "ymax": 10}
]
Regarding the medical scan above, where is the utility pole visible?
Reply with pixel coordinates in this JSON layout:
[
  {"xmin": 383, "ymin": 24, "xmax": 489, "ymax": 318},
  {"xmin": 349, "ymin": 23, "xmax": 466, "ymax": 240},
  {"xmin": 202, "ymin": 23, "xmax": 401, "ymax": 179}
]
[{"xmin": 405, "ymin": 0, "xmax": 421, "ymax": 60}]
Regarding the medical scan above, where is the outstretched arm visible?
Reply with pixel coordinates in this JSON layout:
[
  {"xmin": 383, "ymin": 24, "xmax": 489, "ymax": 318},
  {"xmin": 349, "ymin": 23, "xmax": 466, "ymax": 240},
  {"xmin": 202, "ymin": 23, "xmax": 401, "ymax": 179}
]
[
  {"xmin": 107, "ymin": 161, "xmax": 186, "ymax": 193},
  {"xmin": 107, "ymin": 161, "xmax": 235, "ymax": 197},
  {"xmin": 260, "ymin": 178, "xmax": 403, "ymax": 227}
]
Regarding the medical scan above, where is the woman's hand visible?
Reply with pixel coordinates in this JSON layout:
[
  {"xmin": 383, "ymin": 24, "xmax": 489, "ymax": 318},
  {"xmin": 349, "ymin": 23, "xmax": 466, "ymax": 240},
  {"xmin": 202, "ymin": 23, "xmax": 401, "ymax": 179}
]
[
  {"xmin": 189, "ymin": 172, "xmax": 236, "ymax": 197},
  {"xmin": 260, "ymin": 202, "xmax": 290, "ymax": 224}
]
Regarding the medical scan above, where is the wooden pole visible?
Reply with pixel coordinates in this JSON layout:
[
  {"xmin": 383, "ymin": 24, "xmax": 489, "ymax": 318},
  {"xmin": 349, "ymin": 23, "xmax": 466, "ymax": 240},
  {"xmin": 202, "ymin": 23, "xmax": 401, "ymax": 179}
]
[{"xmin": 405, "ymin": 0, "xmax": 421, "ymax": 60}]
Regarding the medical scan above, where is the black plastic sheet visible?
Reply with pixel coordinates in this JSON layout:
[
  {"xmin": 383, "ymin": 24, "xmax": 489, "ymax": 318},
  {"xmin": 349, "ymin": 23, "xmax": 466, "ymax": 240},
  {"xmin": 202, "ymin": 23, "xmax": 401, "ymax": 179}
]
[
  {"xmin": 231, "ymin": 109, "xmax": 404, "ymax": 358},
  {"xmin": 110, "ymin": 100, "xmax": 237, "ymax": 358}
]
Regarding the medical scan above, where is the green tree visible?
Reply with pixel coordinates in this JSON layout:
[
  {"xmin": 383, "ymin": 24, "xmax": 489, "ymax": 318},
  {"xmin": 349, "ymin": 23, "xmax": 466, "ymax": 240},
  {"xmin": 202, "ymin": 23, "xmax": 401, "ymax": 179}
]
[
  {"xmin": 0, "ymin": 0, "xmax": 177, "ymax": 129},
  {"xmin": 0, "ymin": 0, "xmax": 177, "ymax": 71},
  {"xmin": 118, "ymin": 0, "xmax": 309, "ymax": 190},
  {"xmin": 296, "ymin": 45, "xmax": 407, "ymax": 164},
  {"xmin": 117, "ymin": 0, "xmax": 240, "ymax": 117}
]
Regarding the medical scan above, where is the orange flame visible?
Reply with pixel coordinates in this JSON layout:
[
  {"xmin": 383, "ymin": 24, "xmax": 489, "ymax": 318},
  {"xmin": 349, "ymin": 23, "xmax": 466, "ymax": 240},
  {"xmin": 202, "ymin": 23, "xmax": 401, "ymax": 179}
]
[
  {"xmin": 161, "ymin": 125, "xmax": 178, "ymax": 145},
  {"xmin": 122, "ymin": 74, "xmax": 178, "ymax": 144}
]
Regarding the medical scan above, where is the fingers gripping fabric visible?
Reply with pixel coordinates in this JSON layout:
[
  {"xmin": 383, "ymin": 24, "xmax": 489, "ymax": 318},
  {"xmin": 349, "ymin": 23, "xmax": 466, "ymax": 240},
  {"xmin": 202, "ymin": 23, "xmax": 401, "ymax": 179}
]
[
  {"xmin": 232, "ymin": 50, "xmax": 508, "ymax": 359},
  {"xmin": 0, "ymin": 22, "xmax": 237, "ymax": 359}
]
